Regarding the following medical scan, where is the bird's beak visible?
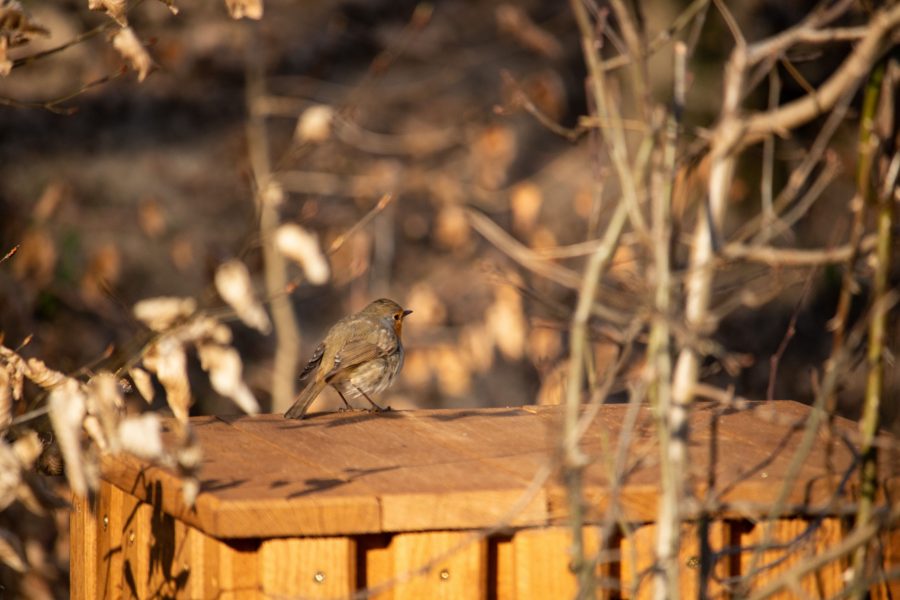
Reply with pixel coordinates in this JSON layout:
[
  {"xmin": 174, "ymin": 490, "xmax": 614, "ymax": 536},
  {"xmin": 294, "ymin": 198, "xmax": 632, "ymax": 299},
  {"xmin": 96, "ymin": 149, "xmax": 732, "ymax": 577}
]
[{"xmin": 402, "ymin": 309, "xmax": 413, "ymax": 317}]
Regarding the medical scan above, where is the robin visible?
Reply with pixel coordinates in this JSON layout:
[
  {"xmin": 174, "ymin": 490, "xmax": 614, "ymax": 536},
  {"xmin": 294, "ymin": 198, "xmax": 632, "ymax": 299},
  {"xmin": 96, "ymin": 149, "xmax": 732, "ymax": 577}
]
[{"xmin": 284, "ymin": 298, "xmax": 412, "ymax": 419}]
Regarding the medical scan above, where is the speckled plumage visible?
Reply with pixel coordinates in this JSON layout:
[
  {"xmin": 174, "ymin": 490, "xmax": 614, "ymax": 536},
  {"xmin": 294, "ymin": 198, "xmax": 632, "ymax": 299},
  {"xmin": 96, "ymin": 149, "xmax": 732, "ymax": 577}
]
[{"xmin": 284, "ymin": 298, "xmax": 411, "ymax": 419}]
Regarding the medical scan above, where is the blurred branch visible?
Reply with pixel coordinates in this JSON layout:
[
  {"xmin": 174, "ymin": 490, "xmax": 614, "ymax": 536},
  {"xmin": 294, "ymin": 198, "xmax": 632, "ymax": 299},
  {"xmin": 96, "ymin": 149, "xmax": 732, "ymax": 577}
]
[
  {"xmin": 465, "ymin": 207, "xmax": 631, "ymax": 325},
  {"xmin": 747, "ymin": 505, "xmax": 900, "ymax": 600},
  {"xmin": 722, "ymin": 235, "xmax": 876, "ymax": 266},
  {"xmin": 650, "ymin": 42, "xmax": 684, "ymax": 600},
  {"xmin": 246, "ymin": 45, "xmax": 300, "ymax": 413},
  {"xmin": 571, "ymin": 0, "xmax": 648, "ymax": 238},
  {"xmin": 276, "ymin": 170, "xmax": 389, "ymax": 197},
  {"xmin": 10, "ymin": 22, "xmax": 116, "ymax": 70},
  {"xmin": 852, "ymin": 61, "xmax": 897, "ymax": 596},
  {"xmin": 563, "ymin": 200, "xmax": 630, "ymax": 598},
  {"xmin": 598, "ymin": 0, "xmax": 710, "ymax": 73},
  {"xmin": 0, "ymin": 70, "xmax": 125, "ymax": 115},
  {"xmin": 742, "ymin": 3, "xmax": 900, "ymax": 147}
]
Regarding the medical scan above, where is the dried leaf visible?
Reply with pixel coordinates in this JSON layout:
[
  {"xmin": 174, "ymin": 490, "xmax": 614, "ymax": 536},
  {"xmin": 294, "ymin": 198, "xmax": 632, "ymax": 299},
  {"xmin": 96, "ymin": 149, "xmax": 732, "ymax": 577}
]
[
  {"xmin": 214, "ymin": 260, "xmax": 272, "ymax": 334},
  {"xmin": 0, "ymin": 528, "xmax": 26, "ymax": 573},
  {"xmin": 224, "ymin": 0, "xmax": 262, "ymax": 20},
  {"xmin": 82, "ymin": 415, "xmax": 108, "ymax": 451},
  {"xmin": 486, "ymin": 284, "xmax": 525, "ymax": 361},
  {"xmin": 118, "ymin": 414, "xmax": 164, "ymax": 460},
  {"xmin": 112, "ymin": 26, "xmax": 152, "ymax": 81},
  {"xmin": 0, "ymin": 367, "xmax": 10, "ymax": 430},
  {"xmin": 472, "ymin": 124, "xmax": 516, "ymax": 189},
  {"xmin": 87, "ymin": 372, "xmax": 124, "ymax": 451},
  {"xmin": 0, "ymin": 0, "xmax": 49, "ymax": 75},
  {"xmin": 142, "ymin": 336, "xmax": 191, "ymax": 422},
  {"xmin": 138, "ymin": 197, "xmax": 167, "ymax": 238},
  {"xmin": 12, "ymin": 430, "xmax": 42, "ymax": 469},
  {"xmin": 174, "ymin": 316, "xmax": 232, "ymax": 346},
  {"xmin": 81, "ymin": 243, "xmax": 121, "ymax": 307},
  {"xmin": 195, "ymin": 342, "xmax": 260, "ymax": 415},
  {"xmin": 0, "ymin": 441, "xmax": 20, "ymax": 511},
  {"xmin": 511, "ymin": 182, "xmax": 543, "ymax": 234},
  {"xmin": 47, "ymin": 379, "xmax": 88, "ymax": 496},
  {"xmin": 89, "ymin": 0, "xmax": 127, "ymax": 26},
  {"xmin": 295, "ymin": 104, "xmax": 334, "ymax": 143},
  {"xmin": 128, "ymin": 367, "xmax": 155, "ymax": 404},
  {"xmin": 496, "ymin": 4, "xmax": 562, "ymax": 58},
  {"xmin": 275, "ymin": 224, "xmax": 330, "ymax": 284},
  {"xmin": 24, "ymin": 357, "xmax": 66, "ymax": 389},
  {"xmin": 133, "ymin": 296, "xmax": 197, "ymax": 331},
  {"xmin": 405, "ymin": 284, "xmax": 446, "ymax": 326},
  {"xmin": 431, "ymin": 346, "xmax": 471, "ymax": 396},
  {"xmin": 0, "ymin": 37, "xmax": 9, "ymax": 77},
  {"xmin": 173, "ymin": 423, "xmax": 201, "ymax": 506},
  {"xmin": 11, "ymin": 228, "xmax": 57, "ymax": 287},
  {"xmin": 459, "ymin": 323, "xmax": 495, "ymax": 373},
  {"xmin": 156, "ymin": 0, "xmax": 178, "ymax": 15},
  {"xmin": 33, "ymin": 181, "xmax": 69, "ymax": 222},
  {"xmin": 434, "ymin": 205, "xmax": 470, "ymax": 250}
]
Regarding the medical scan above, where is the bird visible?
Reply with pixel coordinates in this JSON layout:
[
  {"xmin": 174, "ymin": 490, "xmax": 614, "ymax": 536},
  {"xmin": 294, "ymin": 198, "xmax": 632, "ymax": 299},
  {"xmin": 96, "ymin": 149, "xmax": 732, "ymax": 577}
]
[{"xmin": 284, "ymin": 298, "xmax": 412, "ymax": 419}]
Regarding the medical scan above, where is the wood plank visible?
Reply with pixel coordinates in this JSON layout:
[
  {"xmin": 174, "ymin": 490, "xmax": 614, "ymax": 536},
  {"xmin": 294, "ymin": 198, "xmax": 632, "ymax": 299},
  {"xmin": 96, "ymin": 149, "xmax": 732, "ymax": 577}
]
[
  {"xmin": 94, "ymin": 403, "xmax": 898, "ymax": 539},
  {"xmin": 259, "ymin": 537, "xmax": 355, "ymax": 597},
  {"xmin": 216, "ymin": 538, "xmax": 261, "ymax": 599},
  {"xmin": 619, "ymin": 521, "xmax": 729, "ymax": 599},
  {"xmin": 738, "ymin": 517, "xmax": 844, "ymax": 598},
  {"xmin": 119, "ymin": 492, "xmax": 152, "ymax": 599},
  {"xmin": 510, "ymin": 526, "xmax": 603, "ymax": 600},
  {"xmin": 365, "ymin": 531, "xmax": 487, "ymax": 599},
  {"xmin": 874, "ymin": 523, "xmax": 900, "ymax": 599},
  {"xmin": 101, "ymin": 416, "xmax": 382, "ymax": 537},
  {"xmin": 69, "ymin": 492, "xmax": 98, "ymax": 600},
  {"xmin": 96, "ymin": 481, "xmax": 126, "ymax": 600},
  {"xmin": 228, "ymin": 413, "xmax": 549, "ymax": 531}
]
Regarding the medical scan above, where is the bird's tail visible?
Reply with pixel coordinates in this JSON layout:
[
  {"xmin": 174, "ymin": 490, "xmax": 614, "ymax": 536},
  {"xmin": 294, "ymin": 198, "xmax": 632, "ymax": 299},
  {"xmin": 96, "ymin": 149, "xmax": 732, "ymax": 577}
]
[{"xmin": 284, "ymin": 379, "xmax": 327, "ymax": 419}]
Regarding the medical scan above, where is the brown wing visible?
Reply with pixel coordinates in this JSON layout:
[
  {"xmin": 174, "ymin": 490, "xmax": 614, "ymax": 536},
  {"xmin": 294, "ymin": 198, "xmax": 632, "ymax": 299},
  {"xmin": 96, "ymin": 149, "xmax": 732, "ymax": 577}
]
[
  {"xmin": 324, "ymin": 317, "xmax": 397, "ymax": 381},
  {"xmin": 298, "ymin": 343, "xmax": 325, "ymax": 381}
]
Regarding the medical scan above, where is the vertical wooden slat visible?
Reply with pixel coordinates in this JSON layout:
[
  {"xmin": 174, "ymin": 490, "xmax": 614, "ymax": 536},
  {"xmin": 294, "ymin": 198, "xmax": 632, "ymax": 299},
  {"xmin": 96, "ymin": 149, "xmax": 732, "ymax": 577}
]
[
  {"xmin": 365, "ymin": 531, "xmax": 487, "ymax": 600},
  {"xmin": 259, "ymin": 536, "xmax": 356, "ymax": 598},
  {"xmin": 119, "ymin": 492, "xmax": 152, "ymax": 599},
  {"xmin": 217, "ymin": 538, "xmax": 260, "ymax": 599},
  {"xmin": 874, "ymin": 523, "xmax": 900, "ymax": 599},
  {"xmin": 510, "ymin": 526, "xmax": 603, "ymax": 600},
  {"xmin": 69, "ymin": 492, "xmax": 98, "ymax": 599},
  {"xmin": 619, "ymin": 521, "xmax": 729, "ymax": 599},
  {"xmin": 739, "ymin": 517, "xmax": 844, "ymax": 598},
  {"xmin": 96, "ymin": 482, "xmax": 125, "ymax": 600},
  {"xmin": 512, "ymin": 527, "xmax": 573, "ymax": 600}
]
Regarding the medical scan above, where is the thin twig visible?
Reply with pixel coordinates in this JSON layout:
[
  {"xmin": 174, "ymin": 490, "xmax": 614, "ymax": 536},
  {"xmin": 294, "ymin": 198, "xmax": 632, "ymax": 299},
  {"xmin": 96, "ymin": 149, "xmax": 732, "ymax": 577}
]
[{"xmin": 245, "ymin": 42, "xmax": 301, "ymax": 413}]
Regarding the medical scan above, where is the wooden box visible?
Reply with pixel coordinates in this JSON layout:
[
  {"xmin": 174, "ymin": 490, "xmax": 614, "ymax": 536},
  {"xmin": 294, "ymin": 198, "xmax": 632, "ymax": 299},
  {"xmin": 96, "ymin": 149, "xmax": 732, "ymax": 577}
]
[{"xmin": 70, "ymin": 401, "xmax": 900, "ymax": 598}]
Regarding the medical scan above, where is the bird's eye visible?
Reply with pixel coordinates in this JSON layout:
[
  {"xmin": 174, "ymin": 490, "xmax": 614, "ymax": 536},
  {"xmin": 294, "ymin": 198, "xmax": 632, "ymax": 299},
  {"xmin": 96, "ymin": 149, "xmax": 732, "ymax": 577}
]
[{"xmin": 393, "ymin": 313, "xmax": 401, "ymax": 321}]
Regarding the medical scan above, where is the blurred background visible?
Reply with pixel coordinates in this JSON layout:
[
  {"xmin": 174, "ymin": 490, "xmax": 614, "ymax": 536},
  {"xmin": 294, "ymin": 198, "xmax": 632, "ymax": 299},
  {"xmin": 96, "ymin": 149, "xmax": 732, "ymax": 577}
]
[
  {"xmin": 2, "ymin": 1, "xmax": 899, "ymax": 597},
  {"xmin": 1, "ymin": 0, "xmax": 896, "ymax": 422}
]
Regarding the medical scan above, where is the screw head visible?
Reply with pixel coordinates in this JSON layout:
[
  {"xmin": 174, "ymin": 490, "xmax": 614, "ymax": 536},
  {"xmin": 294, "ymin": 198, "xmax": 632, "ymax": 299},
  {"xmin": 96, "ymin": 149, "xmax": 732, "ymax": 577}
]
[
  {"xmin": 313, "ymin": 571, "xmax": 325, "ymax": 584},
  {"xmin": 439, "ymin": 568, "xmax": 450, "ymax": 581}
]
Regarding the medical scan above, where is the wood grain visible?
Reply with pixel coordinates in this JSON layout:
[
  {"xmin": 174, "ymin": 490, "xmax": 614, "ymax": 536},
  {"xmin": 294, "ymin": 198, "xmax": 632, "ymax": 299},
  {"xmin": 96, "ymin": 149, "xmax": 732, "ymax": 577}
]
[
  {"xmin": 98, "ymin": 402, "xmax": 897, "ymax": 539},
  {"xmin": 738, "ymin": 517, "xmax": 844, "ymax": 598},
  {"xmin": 259, "ymin": 536, "xmax": 355, "ymax": 598},
  {"xmin": 69, "ymin": 492, "xmax": 98, "ymax": 600}
]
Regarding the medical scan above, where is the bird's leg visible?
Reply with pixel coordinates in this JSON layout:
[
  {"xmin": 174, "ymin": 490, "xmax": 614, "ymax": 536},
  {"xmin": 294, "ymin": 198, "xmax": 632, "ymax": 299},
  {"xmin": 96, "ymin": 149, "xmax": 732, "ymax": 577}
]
[
  {"xmin": 335, "ymin": 388, "xmax": 355, "ymax": 411},
  {"xmin": 355, "ymin": 386, "xmax": 387, "ymax": 412}
]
